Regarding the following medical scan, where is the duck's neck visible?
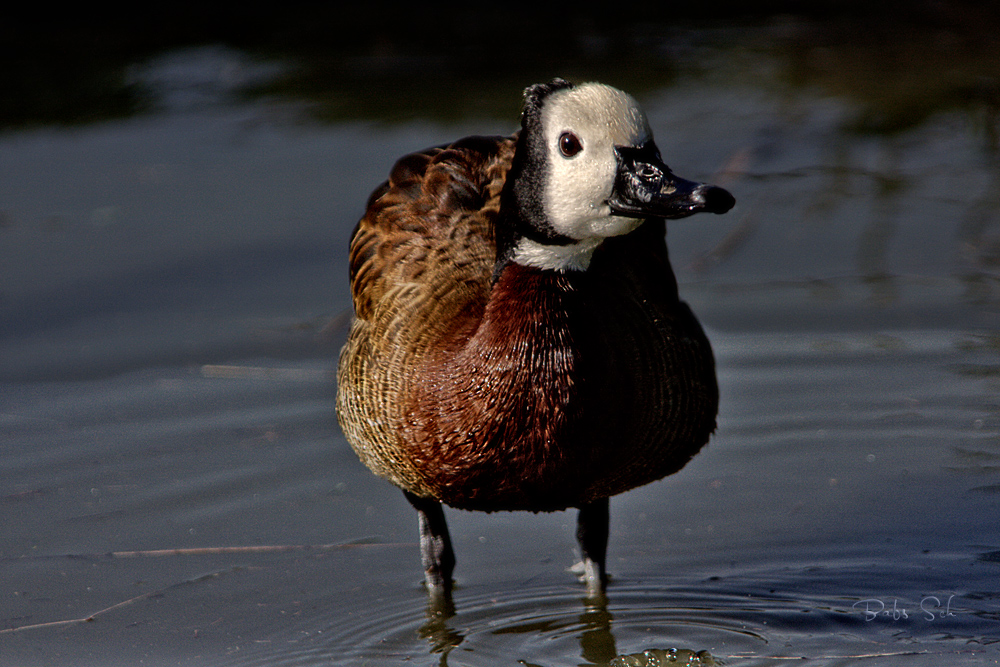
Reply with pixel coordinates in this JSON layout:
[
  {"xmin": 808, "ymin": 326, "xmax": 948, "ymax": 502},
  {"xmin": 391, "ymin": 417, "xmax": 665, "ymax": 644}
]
[{"xmin": 471, "ymin": 262, "xmax": 583, "ymax": 391}]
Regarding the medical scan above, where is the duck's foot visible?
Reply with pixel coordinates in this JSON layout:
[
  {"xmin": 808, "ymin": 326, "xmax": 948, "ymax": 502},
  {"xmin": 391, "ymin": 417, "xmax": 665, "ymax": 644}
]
[
  {"xmin": 576, "ymin": 497, "xmax": 609, "ymax": 596},
  {"xmin": 404, "ymin": 490, "xmax": 455, "ymax": 599}
]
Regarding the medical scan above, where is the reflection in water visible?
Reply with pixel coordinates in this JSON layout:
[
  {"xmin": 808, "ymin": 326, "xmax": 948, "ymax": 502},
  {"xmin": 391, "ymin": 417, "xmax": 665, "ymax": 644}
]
[
  {"xmin": 415, "ymin": 591, "xmax": 719, "ymax": 667},
  {"xmin": 417, "ymin": 594, "xmax": 618, "ymax": 665},
  {"xmin": 419, "ymin": 595, "xmax": 462, "ymax": 657},
  {"xmin": 577, "ymin": 595, "xmax": 617, "ymax": 666}
]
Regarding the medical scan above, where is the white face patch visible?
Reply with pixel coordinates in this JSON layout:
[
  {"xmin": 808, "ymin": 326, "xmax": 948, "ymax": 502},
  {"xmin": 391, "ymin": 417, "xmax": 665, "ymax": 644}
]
[{"xmin": 541, "ymin": 83, "xmax": 652, "ymax": 244}]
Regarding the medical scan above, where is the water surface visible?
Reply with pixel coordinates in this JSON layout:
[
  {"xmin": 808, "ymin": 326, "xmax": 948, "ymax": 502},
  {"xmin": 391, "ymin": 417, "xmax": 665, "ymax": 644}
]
[{"xmin": 2, "ymin": 11, "xmax": 1000, "ymax": 666}]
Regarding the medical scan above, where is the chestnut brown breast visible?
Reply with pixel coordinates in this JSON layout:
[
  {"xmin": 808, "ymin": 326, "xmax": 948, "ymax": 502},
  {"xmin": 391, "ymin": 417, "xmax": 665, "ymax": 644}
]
[{"xmin": 336, "ymin": 135, "xmax": 718, "ymax": 513}]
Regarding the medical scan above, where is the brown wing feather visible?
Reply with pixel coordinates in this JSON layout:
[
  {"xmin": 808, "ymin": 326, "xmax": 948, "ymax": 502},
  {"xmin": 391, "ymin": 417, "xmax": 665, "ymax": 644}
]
[
  {"xmin": 348, "ymin": 135, "xmax": 516, "ymax": 321},
  {"xmin": 338, "ymin": 135, "xmax": 516, "ymax": 495}
]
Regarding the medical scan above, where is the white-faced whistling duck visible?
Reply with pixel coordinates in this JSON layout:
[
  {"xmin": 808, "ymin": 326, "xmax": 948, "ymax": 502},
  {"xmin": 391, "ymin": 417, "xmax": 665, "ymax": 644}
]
[{"xmin": 337, "ymin": 78, "xmax": 735, "ymax": 600}]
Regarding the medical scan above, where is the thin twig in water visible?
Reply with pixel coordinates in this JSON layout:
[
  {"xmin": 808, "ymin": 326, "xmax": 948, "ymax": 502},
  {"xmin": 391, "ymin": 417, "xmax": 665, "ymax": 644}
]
[
  {"xmin": 1, "ymin": 541, "xmax": 405, "ymax": 635},
  {"xmin": 2, "ymin": 541, "xmax": 407, "ymax": 563},
  {"xmin": 0, "ymin": 570, "xmax": 230, "ymax": 634},
  {"xmin": 109, "ymin": 542, "xmax": 391, "ymax": 557}
]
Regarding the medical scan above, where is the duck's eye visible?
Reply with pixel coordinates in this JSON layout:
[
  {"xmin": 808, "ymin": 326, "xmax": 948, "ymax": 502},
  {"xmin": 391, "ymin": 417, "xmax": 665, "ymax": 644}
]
[{"xmin": 558, "ymin": 131, "xmax": 583, "ymax": 158}]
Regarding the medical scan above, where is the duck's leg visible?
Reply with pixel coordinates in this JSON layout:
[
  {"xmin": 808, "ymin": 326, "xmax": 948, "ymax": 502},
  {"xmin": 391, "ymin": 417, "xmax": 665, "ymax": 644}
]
[
  {"xmin": 576, "ymin": 497, "xmax": 610, "ymax": 595},
  {"xmin": 403, "ymin": 490, "xmax": 455, "ymax": 597}
]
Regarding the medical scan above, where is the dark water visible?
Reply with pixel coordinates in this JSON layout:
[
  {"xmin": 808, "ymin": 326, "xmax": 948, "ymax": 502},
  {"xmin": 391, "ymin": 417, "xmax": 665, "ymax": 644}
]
[{"xmin": 3, "ymin": 9, "xmax": 1000, "ymax": 666}]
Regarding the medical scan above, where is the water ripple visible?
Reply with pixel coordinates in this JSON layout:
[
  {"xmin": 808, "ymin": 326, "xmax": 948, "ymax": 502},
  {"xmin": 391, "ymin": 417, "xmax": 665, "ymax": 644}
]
[
  {"xmin": 271, "ymin": 581, "xmax": 767, "ymax": 666},
  {"xmin": 212, "ymin": 559, "xmax": 1000, "ymax": 667}
]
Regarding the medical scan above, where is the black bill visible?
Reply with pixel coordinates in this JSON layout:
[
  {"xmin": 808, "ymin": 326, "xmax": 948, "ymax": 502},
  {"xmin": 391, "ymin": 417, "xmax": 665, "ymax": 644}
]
[{"xmin": 608, "ymin": 143, "xmax": 735, "ymax": 220}]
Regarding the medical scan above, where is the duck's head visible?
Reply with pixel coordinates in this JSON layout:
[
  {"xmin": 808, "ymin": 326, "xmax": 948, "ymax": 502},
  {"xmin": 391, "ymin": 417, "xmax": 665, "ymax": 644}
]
[{"xmin": 498, "ymin": 79, "xmax": 735, "ymax": 272}]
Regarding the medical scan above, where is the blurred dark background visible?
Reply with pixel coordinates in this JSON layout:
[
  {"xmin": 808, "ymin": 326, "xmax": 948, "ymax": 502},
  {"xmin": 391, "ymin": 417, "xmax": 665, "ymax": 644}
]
[{"xmin": 3, "ymin": 1, "xmax": 998, "ymax": 134}]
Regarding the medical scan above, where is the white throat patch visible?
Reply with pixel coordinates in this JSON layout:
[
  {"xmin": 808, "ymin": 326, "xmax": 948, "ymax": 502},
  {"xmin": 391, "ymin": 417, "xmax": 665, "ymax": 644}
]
[{"xmin": 511, "ymin": 236, "xmax": 602, "ymax": 272}]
